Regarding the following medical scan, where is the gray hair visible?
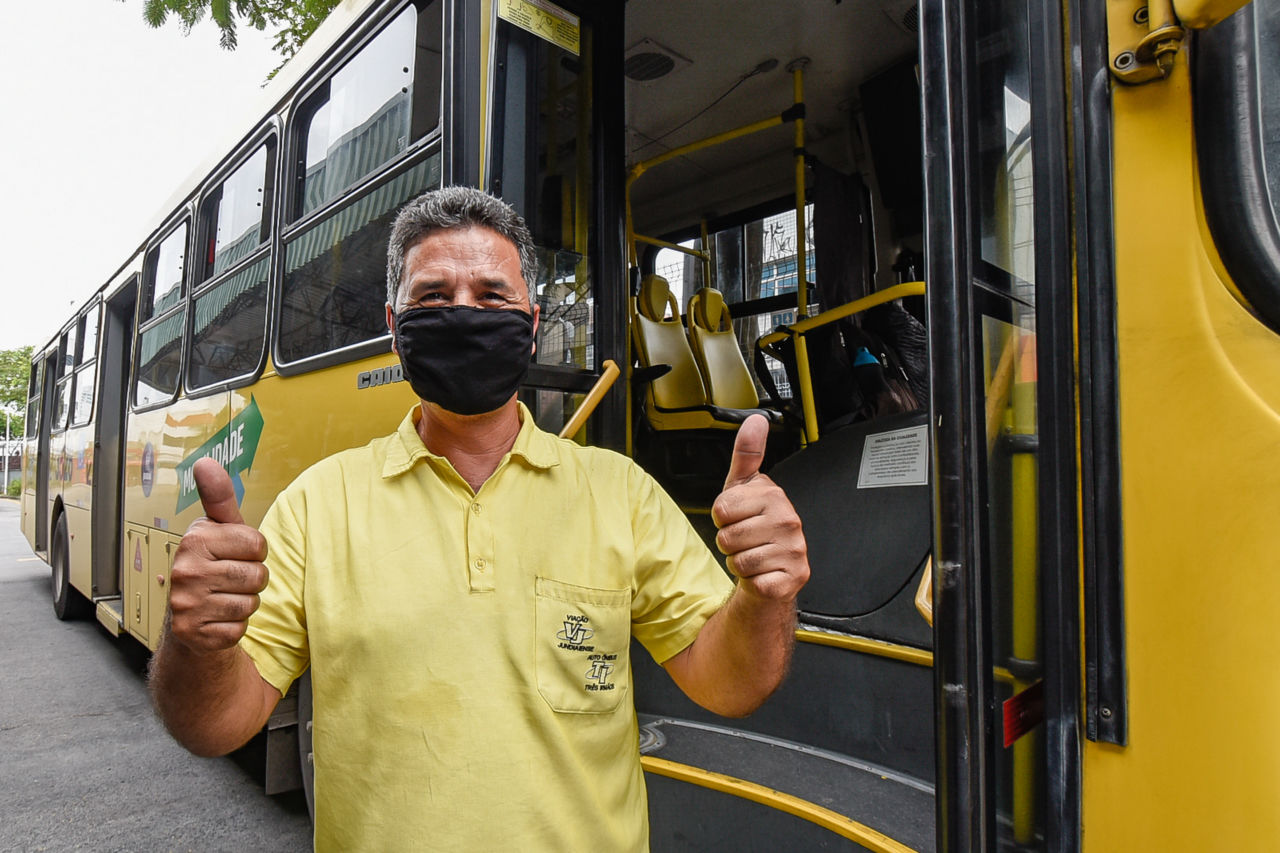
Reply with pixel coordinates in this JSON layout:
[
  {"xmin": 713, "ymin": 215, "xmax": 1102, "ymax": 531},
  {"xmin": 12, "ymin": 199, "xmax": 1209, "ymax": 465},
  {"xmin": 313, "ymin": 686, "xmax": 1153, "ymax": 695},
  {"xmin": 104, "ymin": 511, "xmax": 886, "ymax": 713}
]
[{"xmin": 386, "ymin": 186, "xmax": 538, "ymax": 307}]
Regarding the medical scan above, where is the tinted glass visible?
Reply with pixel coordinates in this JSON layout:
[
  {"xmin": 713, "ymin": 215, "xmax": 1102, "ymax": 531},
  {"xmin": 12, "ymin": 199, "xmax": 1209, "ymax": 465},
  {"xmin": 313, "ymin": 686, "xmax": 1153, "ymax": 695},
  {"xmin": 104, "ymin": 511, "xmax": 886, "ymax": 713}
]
[
  {"xmin": 135, "ymin": 309, "xmax": 184, "ymax": 408},
  {"xmin": 80, "ymin": 303, "xmax": 100, "ymax": 365},
  {"xmin": 60, "ymin": 326, "xmax": 77, "ymax": 374},
  {"xmin": 299, "ymin": 6, "xmax": 429, "ymax": 216},
  {"xmin": 53, "ymin": 377, "xmax": 72, "ymax": 432},
  {"xmin": 71, "ymin": 363, "xmax": 95, "ymax": 425},
  {"xmin": 148, "ymin": 224, "xmax": 188, "ymax": 321},
  {"xmin": 189, "ymin": 256, "xmax": 269, "ymax": 389},
  {"xmin": 279, "ymin": 153, "xmax": 441, "ymax": 364},
  {"xmin": 209, "ymin": 144, "xmax": 272, "ymax": 278},
  {"xmin": 974, "ymin": 0, "xmax": 1035, "ymax": 297}
]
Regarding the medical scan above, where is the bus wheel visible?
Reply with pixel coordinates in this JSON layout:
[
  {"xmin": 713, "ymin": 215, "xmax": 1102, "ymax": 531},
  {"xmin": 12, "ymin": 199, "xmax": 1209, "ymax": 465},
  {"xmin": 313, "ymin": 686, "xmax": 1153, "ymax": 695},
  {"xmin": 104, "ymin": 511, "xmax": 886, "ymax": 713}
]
[
  {"xmin": 298, "ymin": 670, "xmax": 315, "ymax": 821},
  {"xmin": 51, "ymin": 514, "xmax": 89, "ymax": 621}
]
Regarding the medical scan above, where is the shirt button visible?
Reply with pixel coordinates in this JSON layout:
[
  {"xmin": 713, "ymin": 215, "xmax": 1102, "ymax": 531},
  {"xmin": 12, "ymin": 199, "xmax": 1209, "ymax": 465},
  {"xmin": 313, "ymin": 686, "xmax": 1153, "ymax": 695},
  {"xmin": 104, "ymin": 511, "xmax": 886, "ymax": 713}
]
[
  {"xmin": 471, "ymin": 502, "xmax": 482, "ymax": 515},
  {"xmin": 474, "ymin": 558, "xmax": 486, "ymax": 571}
]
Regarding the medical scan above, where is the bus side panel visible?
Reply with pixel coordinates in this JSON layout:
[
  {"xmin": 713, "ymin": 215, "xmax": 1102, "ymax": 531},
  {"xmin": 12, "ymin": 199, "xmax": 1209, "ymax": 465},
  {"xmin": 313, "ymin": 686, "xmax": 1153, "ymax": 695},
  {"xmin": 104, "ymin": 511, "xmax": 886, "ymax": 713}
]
[
  {"xmin": 1083, "ymin": 63, "xmax": 1280, "ymax": 850},
  {"xmin": 236, "ymin": 355, "xmax": 417, "ymax": 530},
  {"xmin": 20, "ymin": 444, "xmax": 35, "ymax": 546}
]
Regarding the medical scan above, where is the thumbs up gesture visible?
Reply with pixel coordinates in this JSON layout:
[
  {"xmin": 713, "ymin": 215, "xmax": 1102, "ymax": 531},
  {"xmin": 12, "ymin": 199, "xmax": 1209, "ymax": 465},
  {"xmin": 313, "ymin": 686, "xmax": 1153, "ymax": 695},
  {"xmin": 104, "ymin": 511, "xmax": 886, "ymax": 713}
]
[
  {"xmin": 712, "ymin": 415, "xmax": 810, "ymax": 602},
  {"xmin": 167, "ymin": 457, "xmax": 269, "ymax": 654}
]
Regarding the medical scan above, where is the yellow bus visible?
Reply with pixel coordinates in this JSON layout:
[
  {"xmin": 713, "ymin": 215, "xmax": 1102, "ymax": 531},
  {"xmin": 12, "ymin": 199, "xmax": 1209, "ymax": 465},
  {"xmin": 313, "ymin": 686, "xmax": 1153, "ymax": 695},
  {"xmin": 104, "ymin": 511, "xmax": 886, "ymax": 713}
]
[{"xmin": 22, "ymin": 0, "xmax": 1280, "ymax": 849}]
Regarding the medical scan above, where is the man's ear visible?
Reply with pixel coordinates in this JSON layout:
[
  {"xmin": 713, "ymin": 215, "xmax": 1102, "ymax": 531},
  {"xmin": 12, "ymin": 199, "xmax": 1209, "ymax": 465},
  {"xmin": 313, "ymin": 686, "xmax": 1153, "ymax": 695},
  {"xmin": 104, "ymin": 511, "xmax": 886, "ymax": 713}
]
[
  {"xmin": 386, "ymin": 303, "xmax": 398, "ymax": 354},
  {"xmin": 531, "ymin": 304, "xmax": 540, "ymax": 357}
]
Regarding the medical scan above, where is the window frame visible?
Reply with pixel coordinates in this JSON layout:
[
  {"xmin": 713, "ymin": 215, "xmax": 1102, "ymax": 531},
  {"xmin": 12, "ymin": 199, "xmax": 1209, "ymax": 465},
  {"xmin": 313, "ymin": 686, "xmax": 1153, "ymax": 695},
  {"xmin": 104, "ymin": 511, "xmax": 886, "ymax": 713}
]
[
  {"xmin": 272, "ymin": 0, "xmax": 449, "ymax": 377},
  {"xmin": 186, "ymin": 123, "xmax": 281, "ymax": 398},
  {"xmin": 133, "ymin": 211, "xmax": 193, "ymax": 413},
  {"xmin": 1194, "ymin": 3, "xmax": 1280, "ymax": 334},
  {"xmin": 283, "ymin": 0, "xmax": 446, "ymax": 230},
  {"xmin": 68, "ymin": 299, "xmax": 102, "ymax": 427}
]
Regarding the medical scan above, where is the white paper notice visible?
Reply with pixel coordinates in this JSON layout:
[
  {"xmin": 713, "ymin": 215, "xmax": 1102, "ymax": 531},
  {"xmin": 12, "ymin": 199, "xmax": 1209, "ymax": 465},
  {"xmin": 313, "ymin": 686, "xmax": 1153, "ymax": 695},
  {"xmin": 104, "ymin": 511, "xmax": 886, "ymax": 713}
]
[{"xmin": 857, "ymin": 425, "xmax": 929, "ymax": 488}]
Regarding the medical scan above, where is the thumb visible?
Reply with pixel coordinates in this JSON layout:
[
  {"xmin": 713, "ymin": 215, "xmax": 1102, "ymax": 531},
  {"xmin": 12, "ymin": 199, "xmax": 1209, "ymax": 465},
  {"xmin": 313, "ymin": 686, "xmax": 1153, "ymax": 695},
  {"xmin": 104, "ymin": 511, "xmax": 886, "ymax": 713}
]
[
  {"xmin": 193, "ymin": 457, "xmax": 244, "ymax": 525},
  {"xmin": 724, "ymin": 414, "xmax": 769, "ymax": 489}
]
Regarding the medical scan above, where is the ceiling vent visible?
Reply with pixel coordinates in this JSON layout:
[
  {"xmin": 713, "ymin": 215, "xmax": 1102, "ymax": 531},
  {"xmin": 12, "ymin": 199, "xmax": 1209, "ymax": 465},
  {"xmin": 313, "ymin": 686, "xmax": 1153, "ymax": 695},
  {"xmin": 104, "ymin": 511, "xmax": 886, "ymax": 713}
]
[
  {"xmin": 625, "ymin": 37, "xmax": 692, "ymax": 83},
  {"xmin": 880, "ymin": 0, "xmax": 919, "ymax": 35}
]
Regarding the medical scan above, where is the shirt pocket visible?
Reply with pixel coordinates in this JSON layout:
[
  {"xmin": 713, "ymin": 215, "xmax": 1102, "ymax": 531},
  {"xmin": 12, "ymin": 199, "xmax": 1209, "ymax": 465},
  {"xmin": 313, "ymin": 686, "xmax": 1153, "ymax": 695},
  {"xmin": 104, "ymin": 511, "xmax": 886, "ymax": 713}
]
[{"xmin": 535, "ymin": 577, "xmax": 631, "ymax": 714}]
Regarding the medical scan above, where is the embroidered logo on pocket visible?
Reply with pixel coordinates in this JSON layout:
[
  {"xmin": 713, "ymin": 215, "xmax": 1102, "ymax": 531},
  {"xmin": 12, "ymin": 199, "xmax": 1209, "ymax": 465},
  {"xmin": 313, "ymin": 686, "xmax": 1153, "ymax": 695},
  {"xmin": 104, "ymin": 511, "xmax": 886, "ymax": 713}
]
[{"xmin": 535, "ymin": 578, "xmax": 630, "ymax": 713}]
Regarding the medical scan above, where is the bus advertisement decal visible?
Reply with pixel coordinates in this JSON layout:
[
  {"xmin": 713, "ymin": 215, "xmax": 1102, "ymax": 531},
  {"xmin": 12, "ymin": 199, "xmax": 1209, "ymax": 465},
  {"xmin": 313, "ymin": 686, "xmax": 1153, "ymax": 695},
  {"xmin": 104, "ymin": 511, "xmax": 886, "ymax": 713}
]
[{"xmin": 174, "ymin": 397, "xmax": 264, "ymax": 513}]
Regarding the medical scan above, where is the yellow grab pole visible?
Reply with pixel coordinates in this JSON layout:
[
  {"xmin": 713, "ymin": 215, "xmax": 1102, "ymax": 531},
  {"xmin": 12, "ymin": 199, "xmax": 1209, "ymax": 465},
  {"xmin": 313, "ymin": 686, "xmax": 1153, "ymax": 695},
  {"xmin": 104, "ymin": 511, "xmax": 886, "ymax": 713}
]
[
  {"xmin": 559, "ymin": 360, "xmax": 622, "ymax": 440},
  {"xmin": 789, "ymin": 57, "xmax": 810, "ymax": 319}
]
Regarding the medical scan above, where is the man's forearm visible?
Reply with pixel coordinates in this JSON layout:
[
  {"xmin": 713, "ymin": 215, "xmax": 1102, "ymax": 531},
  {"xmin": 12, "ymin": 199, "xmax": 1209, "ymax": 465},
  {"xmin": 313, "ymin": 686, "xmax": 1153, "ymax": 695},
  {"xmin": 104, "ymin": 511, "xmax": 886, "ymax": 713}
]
[
  {"xmin": 149, "ymin": 627, "xmax": 279, "ymax": 757},
  {"xmin": 664, "ymin": 587, "xmax": 796, "ymax": 718}
]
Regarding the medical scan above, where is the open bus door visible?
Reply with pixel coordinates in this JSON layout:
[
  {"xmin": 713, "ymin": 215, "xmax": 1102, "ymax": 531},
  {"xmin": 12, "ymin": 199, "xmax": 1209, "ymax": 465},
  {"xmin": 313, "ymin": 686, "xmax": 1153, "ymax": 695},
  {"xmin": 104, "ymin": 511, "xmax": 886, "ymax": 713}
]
[{"xmin": 920, "ymin": 0, "xmax": 1082, "ymax": 849}]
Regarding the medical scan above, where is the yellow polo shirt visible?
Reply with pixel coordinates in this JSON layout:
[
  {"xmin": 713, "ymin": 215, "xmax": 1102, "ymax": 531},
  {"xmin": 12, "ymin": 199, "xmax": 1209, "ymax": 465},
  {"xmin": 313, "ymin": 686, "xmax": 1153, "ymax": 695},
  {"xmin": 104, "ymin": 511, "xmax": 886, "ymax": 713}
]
[{"xmin": 240, "ymin": 404, "xmax": 733, "ymax": 851}]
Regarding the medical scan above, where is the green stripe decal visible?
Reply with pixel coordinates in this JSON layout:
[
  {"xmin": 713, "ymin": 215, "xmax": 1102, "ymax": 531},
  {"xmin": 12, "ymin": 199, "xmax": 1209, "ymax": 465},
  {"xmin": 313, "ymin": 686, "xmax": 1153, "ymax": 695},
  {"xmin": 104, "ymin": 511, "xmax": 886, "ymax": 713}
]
[{"xmin": 175, "ymin": 397, "xmax": 264, "ymax": 513}]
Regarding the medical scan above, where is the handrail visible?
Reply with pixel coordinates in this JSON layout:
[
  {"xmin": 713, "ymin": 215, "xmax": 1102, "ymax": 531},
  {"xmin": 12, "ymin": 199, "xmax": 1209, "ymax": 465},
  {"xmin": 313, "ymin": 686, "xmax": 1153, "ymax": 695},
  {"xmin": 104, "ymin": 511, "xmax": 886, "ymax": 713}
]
[
  {"xmin": 756, "ymin": 281, "xmax": 926, "ymax": 442},
  {"xmin": 558, "ymin": 360, "xmax": 620, "ymax": 440}
]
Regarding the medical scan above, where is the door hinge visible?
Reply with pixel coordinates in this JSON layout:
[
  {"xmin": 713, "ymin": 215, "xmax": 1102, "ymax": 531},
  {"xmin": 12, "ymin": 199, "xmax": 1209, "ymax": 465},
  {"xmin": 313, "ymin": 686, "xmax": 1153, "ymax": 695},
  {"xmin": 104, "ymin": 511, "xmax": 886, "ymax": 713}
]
[{"xmin": 1109, "ymin": 0, "xmax": 1185, "ymax": 84}]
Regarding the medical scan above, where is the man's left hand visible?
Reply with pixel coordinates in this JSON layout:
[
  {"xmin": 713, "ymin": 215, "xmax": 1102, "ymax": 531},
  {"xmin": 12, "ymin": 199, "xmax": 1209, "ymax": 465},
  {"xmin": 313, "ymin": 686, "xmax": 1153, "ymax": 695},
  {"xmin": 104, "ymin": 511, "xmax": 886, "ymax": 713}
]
[{"xmin": 712, "ymin": 414, "xmax": 810, "ymax": 602}]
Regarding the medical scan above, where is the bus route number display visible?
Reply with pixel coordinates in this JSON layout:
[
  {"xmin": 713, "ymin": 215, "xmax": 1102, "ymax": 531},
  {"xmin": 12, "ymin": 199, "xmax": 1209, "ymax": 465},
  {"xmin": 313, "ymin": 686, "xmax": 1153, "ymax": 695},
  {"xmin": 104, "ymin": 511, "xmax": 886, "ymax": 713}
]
[{"xmin": 497, "ymin": 0, "xmax": 580, "ymax": 56}]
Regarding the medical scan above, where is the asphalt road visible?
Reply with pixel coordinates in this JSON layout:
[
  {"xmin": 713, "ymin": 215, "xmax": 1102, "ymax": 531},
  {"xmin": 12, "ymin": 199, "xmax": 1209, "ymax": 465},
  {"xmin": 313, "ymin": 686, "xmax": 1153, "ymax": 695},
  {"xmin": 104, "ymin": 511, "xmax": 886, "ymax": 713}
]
[{"xmin": 0, "ymin": 500, "xmax": 312, "ymax": 852}]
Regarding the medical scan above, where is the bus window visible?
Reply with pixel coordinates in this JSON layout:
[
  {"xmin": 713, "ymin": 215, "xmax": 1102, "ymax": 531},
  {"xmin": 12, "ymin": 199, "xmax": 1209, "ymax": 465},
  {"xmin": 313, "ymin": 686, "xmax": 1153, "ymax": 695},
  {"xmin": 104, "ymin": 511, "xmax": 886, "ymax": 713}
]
[
  {"xmin": 143, "ymin": 224, "xmax": 188, "ymax": 323},
  {"xmin": 80, "ymin": 302, "xmax": 100, "ymax": 366},
  {"xmin": 60, "ymin": 324, "xmax": 77, "ymax": 376},
  {"xmin": 25, "ymin": 359, "xmax": 42, "ymax": 438},
  {"xmin": 188, "ymin": 140, "xmax": 276, "ymax": 392},
  {"xmin": 278, "ymin": 152, "xmax": 441, "ymax": 367},
  {"xmin": 293, "ymin": 2, "xmax": 442, "ymax": 219},
  {"xmin": 201, "ymin": 142, "xmax": 275, "ymax": 280},
  {"xmin": 189, "ymin": 256, "xmax": 270, "ymax": 390},
  {"xmin": 70, "ymin": 303, "xmax": 100, "ymax": 426},
  {"xmin": 136, "ymin": 221, "xmax": 189, "ymax": 408},
  {"xmin": 52, "ymin": 373, "xmax": 72, "ymax": 434}
]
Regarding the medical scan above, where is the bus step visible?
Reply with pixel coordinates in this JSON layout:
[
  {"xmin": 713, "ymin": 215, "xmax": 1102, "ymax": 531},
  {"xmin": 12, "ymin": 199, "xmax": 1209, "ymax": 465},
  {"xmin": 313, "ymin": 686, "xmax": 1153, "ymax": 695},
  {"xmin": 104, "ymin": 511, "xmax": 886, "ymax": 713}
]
[{"xmin": 95, "ymin": 597, "xmax": 123, "ymax": 637}]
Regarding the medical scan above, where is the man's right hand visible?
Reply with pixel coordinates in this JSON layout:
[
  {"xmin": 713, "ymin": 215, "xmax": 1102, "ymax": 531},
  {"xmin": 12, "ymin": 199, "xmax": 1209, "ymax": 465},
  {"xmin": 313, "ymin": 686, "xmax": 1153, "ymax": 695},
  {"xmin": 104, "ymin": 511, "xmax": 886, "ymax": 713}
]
[{"xmin": 168, "ymin": 457, "xmax": 269, "ymax": 654}]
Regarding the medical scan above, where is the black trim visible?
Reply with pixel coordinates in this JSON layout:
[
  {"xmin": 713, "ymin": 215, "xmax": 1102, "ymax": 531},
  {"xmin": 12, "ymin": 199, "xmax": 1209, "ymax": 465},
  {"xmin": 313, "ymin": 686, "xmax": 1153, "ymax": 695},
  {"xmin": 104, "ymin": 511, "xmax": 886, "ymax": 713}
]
[
  {"xmin": 450, "ymin": 0, "xmax": 482, "ymax": 186},
  {"xmin": 1031, "ymin": 0, "xmax": 1084, "ymax": 848},
  {"xmin": 1194, "ymin": 7, "xmax": 1280, "ymax": 334},
  {"xmin": 590, "ymin": 1, "xmax": 628, "ymax": 452},
  {"xmin": 1070, "ymin": 0, "xmax": 1127, "ymax": 750},
  {"xmin": 920, "ymin": 1, "xmax": 993, "ymax": 851},
  {"xmin": 525, "ymin": 363, "xmax": 597, "ymax": 393}
]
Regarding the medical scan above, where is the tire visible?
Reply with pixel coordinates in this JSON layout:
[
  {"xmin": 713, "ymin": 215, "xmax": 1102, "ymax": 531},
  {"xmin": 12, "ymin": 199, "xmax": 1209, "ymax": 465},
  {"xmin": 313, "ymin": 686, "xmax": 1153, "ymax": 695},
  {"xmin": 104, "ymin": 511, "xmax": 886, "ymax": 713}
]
[{"xmin": 51, "ymin": 513, "xmax": 90, "ymax": 621}]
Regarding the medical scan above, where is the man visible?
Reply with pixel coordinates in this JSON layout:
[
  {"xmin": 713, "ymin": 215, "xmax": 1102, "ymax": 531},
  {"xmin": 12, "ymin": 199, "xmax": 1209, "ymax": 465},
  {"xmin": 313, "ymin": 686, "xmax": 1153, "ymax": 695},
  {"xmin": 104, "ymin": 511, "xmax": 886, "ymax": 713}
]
[{"xmin": 150, "ymin": 186, "xmax": 809, "ymax": 850}]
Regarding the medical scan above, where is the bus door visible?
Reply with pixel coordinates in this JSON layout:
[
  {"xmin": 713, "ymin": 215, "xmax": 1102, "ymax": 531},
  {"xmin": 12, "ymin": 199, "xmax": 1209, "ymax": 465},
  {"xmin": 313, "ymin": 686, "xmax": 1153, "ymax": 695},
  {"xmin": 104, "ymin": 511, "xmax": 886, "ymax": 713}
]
[
  {"xmin": 921, "ymin": 0, "xmax": 1081, "ymax": 850},
  {"xmin": 92, "ymin": 277, "xmax": 138, "ymax": 601},
  {"xmin": 483, "ymin": 0, "xmax": 626, "ymax": 446},
  {"xmin": 33, "ymin": 349, "xmax": 58, "ymax": 554}
]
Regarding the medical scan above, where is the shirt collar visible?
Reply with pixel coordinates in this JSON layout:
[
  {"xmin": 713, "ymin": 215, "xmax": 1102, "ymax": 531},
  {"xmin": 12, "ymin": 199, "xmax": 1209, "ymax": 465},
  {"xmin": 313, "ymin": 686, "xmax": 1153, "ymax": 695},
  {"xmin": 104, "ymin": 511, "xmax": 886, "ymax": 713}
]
[{"xmin": 381, "ymin": 402, "xmax": 559, "ymax": 480}]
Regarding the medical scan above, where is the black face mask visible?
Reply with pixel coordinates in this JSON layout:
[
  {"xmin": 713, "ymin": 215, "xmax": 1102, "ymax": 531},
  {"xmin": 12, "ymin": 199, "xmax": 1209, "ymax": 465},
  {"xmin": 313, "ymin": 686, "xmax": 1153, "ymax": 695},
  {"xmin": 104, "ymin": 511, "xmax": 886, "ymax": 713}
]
[{"xmin": 393, "ymin": 305, "xmax": 535, "ymax": 415}]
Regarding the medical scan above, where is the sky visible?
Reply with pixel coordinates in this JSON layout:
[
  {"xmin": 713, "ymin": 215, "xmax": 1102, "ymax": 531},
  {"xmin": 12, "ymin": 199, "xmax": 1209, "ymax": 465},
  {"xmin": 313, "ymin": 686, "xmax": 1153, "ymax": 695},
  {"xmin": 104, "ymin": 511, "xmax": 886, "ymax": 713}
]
[{"xmin": 0, "ymin": 0, "xmax": 281, "ymax": 353}]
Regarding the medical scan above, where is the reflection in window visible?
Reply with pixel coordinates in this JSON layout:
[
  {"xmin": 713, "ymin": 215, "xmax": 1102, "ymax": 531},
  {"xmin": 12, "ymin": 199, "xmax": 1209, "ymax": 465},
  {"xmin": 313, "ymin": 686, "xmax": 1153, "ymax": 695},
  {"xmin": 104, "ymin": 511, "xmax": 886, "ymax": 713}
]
[
  {"xmin": 521, "ymin": 387, "xmax": 585, "ymax": 437},
  {"xmin": 492, "ymin": 14, "xmax": 594, "ymax": 374},
  {"xmin": 298, "ymin": 4, "xmax": 441, "ymax": 217},
  {"xmin": 536, "ymin": 250, "xmax": 593, "ymax": 369},
  {"xmin": 147, "ymin": 224, "xmax": 188, "ymax": 321},
  {"xmin": 135, "ymin": 309, "xmax": 185, "ymax": 408},
  {"xmin": 279, "ymin": 154, "xmax": 441, "ymax": 365},
  {"xmin": 71, "ymin": 363, "xmax": 95, "ymax": 425},
  {"xmin": 80, "ymin": 303, "xmax": 100, "ymax": 366},
  {"xmin": 189, "ymin": 257, "xmax": 269, "ymax": 390},
  {"xmin": 60, "ymin": 326, "xmax": 77, "ymax": 374},
  {"xmin": 207, "ymin": 144, "xmax": 273, "ymax": 279},
  {"xmin": 53, "ymin": 377, "xmax": 72, "ymax": 432},
  {"xmin": 975, "ymin": 0, "xmax": 1035, "ymax": 295}
]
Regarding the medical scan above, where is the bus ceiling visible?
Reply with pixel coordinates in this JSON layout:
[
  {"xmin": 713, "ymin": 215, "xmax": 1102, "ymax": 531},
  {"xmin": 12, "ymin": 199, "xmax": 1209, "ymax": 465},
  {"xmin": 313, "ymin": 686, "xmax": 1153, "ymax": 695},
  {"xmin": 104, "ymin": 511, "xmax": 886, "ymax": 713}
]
[{"xmin": 622, "ymin": 0, "xmax": 918, "ymax": 233}]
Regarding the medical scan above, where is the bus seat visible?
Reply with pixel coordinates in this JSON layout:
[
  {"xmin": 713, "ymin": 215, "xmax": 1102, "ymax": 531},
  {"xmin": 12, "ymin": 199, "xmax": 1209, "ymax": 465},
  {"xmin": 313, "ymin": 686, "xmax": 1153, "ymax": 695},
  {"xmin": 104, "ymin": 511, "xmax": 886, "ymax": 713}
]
[{"xmin": 631, "ymin": 276, "xmax": 765, "ymax": 431}]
